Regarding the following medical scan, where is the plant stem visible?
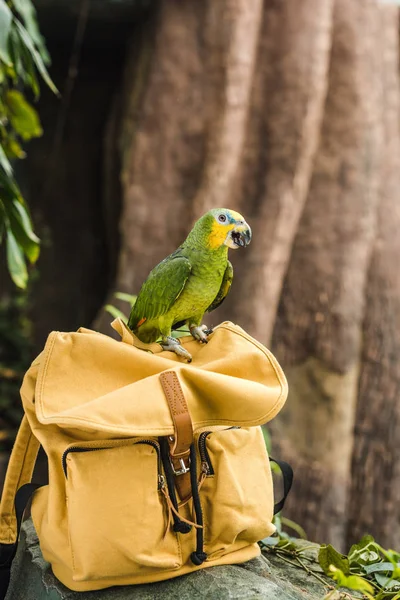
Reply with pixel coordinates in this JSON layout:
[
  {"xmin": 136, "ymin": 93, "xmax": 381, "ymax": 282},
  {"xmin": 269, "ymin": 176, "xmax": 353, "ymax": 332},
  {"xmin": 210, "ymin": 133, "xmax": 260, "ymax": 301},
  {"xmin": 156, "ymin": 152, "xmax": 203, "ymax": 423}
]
[{"xmin": 295, "ymin": 554, "xmax": 333, "ymax": 588}]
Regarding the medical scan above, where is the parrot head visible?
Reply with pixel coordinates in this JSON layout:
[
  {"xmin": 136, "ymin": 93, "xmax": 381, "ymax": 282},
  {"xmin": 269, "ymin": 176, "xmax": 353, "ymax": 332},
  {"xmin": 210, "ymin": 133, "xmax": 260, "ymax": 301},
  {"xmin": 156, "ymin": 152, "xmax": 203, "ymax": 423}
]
[{"xmin": 192, "ymin": 208, "xmax": 252, "ymax": 250}]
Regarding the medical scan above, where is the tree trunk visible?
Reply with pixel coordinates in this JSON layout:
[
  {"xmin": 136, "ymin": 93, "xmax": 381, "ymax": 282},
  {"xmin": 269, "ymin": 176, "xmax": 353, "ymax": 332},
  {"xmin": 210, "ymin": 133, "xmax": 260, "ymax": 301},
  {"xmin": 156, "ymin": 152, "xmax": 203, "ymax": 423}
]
[
  {"xmin": 346, "ymin": 5, "xmax": 400, "ymax": 548},
  {"xmin": 270, "ymin": 0, "xmax": 386, "ymax": 549},
  {"xmin": 225, "ymin": 0, "xmax": 334, "ymax": 343}
]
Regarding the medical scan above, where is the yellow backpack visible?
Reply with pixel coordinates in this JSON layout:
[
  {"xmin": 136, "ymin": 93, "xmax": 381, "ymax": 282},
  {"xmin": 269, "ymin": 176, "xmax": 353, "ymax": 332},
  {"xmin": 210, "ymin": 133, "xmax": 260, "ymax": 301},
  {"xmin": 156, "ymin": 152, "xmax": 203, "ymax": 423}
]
[{"xmin": 0, "ymin": 320, "xmax": 292, "ymax": 596}]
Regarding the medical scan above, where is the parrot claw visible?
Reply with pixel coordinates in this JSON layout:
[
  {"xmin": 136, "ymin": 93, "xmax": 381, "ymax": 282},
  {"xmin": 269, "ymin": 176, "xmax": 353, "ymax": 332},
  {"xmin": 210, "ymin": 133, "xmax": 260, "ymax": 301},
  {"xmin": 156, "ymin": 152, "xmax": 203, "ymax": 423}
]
[
  {"xmin": 189, "ymin": 324, "xmax": 211, "ymax": 344},
  {"xmin": 161, "ymin": 336, "xmax": 192, "ymax": 362}
]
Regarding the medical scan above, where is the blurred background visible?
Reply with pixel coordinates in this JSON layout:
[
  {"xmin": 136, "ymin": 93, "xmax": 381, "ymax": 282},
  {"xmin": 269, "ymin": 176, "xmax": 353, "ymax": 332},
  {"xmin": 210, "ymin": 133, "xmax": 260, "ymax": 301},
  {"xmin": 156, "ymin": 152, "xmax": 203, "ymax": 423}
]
[{"xmin": 1, "ymin": 0, "xmax": 400, "ymax": 554}]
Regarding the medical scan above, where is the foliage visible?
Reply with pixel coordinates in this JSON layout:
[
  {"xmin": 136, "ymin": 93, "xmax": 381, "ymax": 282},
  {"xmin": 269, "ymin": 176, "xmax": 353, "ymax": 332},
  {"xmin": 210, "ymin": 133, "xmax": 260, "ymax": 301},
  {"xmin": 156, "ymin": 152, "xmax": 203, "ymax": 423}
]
[
  {"xmin": 0, "ymin": 289, "xmax": 33, "ymax": 449},
  {"xmin": 260, "ymin": 520, "xmax": 331, "ymax": 592},
  {"xmin": 319, "ymin": 537, "xmax": 400, "ymax": 599},
  {"xmin": 261, "ymin": 519, "xmax": 400, "ymax": 600},
  {"xmin": 0, "ymin": 0, "xmax": 57, "ymax": 289}
]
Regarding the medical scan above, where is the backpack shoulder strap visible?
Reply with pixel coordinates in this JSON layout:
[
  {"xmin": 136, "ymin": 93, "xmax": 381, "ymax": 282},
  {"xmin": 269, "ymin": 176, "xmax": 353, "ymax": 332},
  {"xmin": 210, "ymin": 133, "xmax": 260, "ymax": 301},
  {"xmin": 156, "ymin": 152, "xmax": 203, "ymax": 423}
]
[
  {"xmin": 0, "ymin": 415, "xmax": 40, "ymax": 546},
  {"xmin": 0, "ymin": 416, "xmax": 40, "ymax": 599}
]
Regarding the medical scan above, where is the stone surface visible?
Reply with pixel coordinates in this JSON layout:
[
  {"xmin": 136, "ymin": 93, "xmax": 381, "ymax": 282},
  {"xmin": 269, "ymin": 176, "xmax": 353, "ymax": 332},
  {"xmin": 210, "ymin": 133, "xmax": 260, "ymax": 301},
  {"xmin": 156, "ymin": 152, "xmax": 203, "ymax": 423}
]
[{"xmin": 5, "ymin": 519, "xmax": 331, "ymax": 600}]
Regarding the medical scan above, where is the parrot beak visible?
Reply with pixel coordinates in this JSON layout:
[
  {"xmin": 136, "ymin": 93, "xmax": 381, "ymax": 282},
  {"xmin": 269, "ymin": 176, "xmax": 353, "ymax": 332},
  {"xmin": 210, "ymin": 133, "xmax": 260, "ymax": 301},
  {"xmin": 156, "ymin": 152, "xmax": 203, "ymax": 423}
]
[{"xmin": 229, "ymin": 222, "xmax": 252, "ymax": 248}]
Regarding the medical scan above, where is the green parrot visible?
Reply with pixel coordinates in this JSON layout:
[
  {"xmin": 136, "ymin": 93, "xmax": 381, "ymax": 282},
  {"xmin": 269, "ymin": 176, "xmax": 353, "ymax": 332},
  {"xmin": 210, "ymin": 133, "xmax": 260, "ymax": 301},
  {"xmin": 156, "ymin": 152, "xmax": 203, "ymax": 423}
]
[{"xmin": 127, "ymin": 208, "xmax": 252, "ymax": 361}]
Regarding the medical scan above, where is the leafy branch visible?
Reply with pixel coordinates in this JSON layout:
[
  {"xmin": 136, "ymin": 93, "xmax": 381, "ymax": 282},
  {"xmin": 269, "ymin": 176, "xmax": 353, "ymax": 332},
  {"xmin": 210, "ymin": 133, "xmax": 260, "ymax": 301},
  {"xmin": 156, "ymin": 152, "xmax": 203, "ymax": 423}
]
[
  {"xmin": 261, "ymin": 521, "xmax": 400, "ymax": 600},
  {"xmin": 319, "ymin": 537, "xmax": 400, "ymax": 600},
  {"xmin": 0, "ymin": 0, "xmax": 58, "ymax": 288}
]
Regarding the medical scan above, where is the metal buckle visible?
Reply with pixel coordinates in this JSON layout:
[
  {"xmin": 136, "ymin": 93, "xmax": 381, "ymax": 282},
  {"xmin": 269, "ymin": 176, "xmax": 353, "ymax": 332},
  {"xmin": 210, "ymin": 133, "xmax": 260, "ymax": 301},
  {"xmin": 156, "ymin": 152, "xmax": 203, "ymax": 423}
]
[{"xmin": 170, "ymin": 456, "xmax": 191, "ymax": 476}]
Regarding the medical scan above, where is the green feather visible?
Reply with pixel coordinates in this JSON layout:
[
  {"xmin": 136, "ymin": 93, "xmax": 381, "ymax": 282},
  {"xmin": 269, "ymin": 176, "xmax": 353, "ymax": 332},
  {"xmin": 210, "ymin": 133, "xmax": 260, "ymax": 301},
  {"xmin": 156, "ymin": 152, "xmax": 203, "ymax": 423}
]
[
  {"xmin": 206, "ymin": 261, "xmax": 233, "ymax": 313},
  {"xmin": 127, "ymin": 255, "xmax": 191, "ymax": 329}
]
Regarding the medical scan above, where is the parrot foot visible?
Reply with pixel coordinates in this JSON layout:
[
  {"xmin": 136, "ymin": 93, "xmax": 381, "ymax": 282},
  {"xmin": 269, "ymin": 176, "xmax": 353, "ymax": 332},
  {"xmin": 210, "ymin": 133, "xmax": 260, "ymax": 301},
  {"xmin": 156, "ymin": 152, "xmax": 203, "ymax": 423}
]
[
  {"xmin": 189, "ymin": 324, "xmax": 211, "ymax": 344},
  {"xmin": 161, "ymin": 336, "xmax": 192, "ymax": 362}
]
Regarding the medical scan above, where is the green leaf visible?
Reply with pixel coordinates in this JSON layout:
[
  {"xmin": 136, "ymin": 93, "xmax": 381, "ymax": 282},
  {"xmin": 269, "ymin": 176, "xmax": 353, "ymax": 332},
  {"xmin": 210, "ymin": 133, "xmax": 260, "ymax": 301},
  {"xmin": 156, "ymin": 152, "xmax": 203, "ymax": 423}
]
[
  {"xmin": 262, "ymin": 426, "xmax": 272, "ymax": 453},
  {"xmin": 364, "ymin": 561, "xmax": 397, "ymax": 575},
  {"xmin": 5, "ymin": 199, "xmax": 40, "ymax": 262},
  {"xmin": 5, "ymin": 90, "xmax": 43, "ymax": 140},
  {"xmin": 374, "ymin": 573, "xmax": 400, "ymax": 590},
  {"xmin": 104, "ymin": 304, "xmax": 127, "ymax": 320},
  {"xmin": 0, "ymin": 163, "xmax": 21, "ymax": 201},
  {"xmin": 10, "ymin": 25, "xmax": 39, "ymax": 97},
  {"xmin": 319, "ymin": 544, "xmax": 350, "ymax": 577},
  {"xmin": 341, "ymin": 575, "xmax": 374, "ymax": 595},
  {"xmin": 6, "ymin": 228, "xmax": 27, "ymax": 288},
  {"xmin": 0, "ymin": 143, "xmax": 13, "ymax": 177},
  {"xmin": 328, "ymin": 566, "xmax": 374, "ymax": 596},
  {"xmin": 14, "ymin": 19, "xmax": 59, "ymax": 95},
  {"xmin": 3, "ymin": 136, "xmax": 26, "ymax": 159},
  {"xmin": 21, "ymin": 45, "xmax": 39, "ymax": 97},
  {"xmin": 280, "ymin": 517, "xmax": 307, "ymax": 540},
  {"xmin": 276, "ymin": 539, "xmax": 297, "ymax": 551},
  {"xmin": 273, "ymin": 513, "xmax": 282, "ymax": 535},
  {"xmin": 114, "ymin": 292, "xmax": 137, "ymax": 304},
  {"xmin": 0, "ymin": 0, "xmax": 12, "ymax": 65},
  {"xmin": 171, "ymin": 328, "xmax": 190, "ymax": 338},
  {"xmin": 8, "ymin": 25, "xmax": 25, "ymax": 81},
  {"xmin": 358, "ymin": 550, "xmax": 380, "ymax": 565},
  {"xmin": 12, "ymin": 0, "xmax": 50, "ymax": 64},
  {"xmin": 260, "ymin": 536, "xmax": 279, "ymax": 547},
  {"xmin": 349, "ymin": 535, "xmax": 376, "ymax": 561},
  {"xmin": 382, "ymin": 548, "xmax": 400, "ymax": 567}
]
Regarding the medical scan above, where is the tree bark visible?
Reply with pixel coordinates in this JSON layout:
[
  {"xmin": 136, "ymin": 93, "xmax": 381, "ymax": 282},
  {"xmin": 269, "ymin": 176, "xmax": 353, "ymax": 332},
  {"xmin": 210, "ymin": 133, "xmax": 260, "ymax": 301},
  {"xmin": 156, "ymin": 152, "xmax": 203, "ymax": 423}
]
[
  {"xmin": 115, "ymin": 0, "xmax": 208, "ymax": 300},
  {"xmin": 225, "ymin": 0, "xmax": 334, "ymax": 343},
  {"xmin": 346, "ymin": 5, "xmax": 400, "ymax": 548},
  {"xmin": 192, "ymin": 0, "xmax": 263, "ymax": 215},
  {"xmin": 270, "ymin": 0, "xmax": 384, "ymax": 549}
]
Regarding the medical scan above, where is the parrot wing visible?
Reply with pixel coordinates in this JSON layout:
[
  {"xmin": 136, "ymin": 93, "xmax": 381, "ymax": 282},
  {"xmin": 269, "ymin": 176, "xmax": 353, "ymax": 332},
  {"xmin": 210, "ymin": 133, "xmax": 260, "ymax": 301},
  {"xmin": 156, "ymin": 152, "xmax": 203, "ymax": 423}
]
[
  {"xmin": 206, "ymin": 260, "xmax": 233, "ymax": 313},
  {"xmin": 128, "ymin": 255, "xmax": 192, "ymax": 329}
]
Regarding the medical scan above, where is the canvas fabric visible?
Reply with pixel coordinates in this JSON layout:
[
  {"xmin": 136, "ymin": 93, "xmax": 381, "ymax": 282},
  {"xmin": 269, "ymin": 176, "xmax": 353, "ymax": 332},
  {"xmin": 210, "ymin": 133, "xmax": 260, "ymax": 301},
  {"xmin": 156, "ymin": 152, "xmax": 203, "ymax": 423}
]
[{"xmin": 0, "ymin": 320, "xmax": 288, "ymax": 592}]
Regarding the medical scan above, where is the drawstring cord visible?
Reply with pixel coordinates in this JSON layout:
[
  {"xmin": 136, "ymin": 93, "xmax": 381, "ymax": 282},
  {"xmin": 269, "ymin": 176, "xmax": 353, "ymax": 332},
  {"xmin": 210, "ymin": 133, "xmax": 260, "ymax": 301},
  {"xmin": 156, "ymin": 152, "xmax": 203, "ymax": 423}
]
[
  {"xmin": 160, "ymin": 483, "xmax": 202, "ymax": 540},
  {"xmin": 189, "ymin": 443, "xmax": 207, "ymax": 565}
]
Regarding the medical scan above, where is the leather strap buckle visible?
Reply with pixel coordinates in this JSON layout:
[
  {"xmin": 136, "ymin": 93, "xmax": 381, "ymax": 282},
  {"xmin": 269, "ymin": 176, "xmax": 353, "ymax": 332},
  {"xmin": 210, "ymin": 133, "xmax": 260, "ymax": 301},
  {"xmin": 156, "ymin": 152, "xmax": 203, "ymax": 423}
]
[
  {"xmin": 168, "ymin": 435, "xmax": 191, "ymax": 476},
  {"xmin": 170, "ymin": 456, "xmax": 191, "ymax": 476}
]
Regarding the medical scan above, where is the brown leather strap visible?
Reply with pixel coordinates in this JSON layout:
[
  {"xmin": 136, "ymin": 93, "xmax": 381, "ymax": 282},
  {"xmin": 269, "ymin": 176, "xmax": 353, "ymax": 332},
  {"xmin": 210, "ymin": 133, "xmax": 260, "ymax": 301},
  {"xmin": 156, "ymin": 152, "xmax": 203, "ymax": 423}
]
[
  {"xmin": 160, "ymin": 371, "xmax": 193, "ymax": 502},
  {"xmin": 160, "ymin": 371, "xmax": 193, "ymax": 461}
]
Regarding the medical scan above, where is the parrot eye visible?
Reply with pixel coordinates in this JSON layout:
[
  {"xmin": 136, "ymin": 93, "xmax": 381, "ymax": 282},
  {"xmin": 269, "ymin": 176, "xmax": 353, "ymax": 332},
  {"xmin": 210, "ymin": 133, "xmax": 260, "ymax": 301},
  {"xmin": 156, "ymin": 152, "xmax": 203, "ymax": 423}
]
[{"xmin": 218, "ymin": 214, "xmax": 227, "ymax": 223}]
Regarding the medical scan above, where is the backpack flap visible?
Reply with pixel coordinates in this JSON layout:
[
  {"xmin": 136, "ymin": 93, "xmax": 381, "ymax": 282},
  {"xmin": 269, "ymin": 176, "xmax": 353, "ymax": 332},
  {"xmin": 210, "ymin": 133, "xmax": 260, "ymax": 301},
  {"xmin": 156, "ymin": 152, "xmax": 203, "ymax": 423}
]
[{"xmin": 32, "ymin": 322, "xmax": 288, "ymax": 438}]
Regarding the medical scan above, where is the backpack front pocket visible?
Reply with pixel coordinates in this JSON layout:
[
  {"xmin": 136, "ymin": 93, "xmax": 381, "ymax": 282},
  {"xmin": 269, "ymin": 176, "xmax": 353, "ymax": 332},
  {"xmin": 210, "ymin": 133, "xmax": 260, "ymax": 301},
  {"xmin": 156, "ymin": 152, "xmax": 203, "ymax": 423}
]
[
  {"xmin": 64, "ymin": 438, "xmax": 182, "ymax": 581},
  {"xmin": 198, "ymin": 427, "xmax": 275, "ymax": 559}
]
